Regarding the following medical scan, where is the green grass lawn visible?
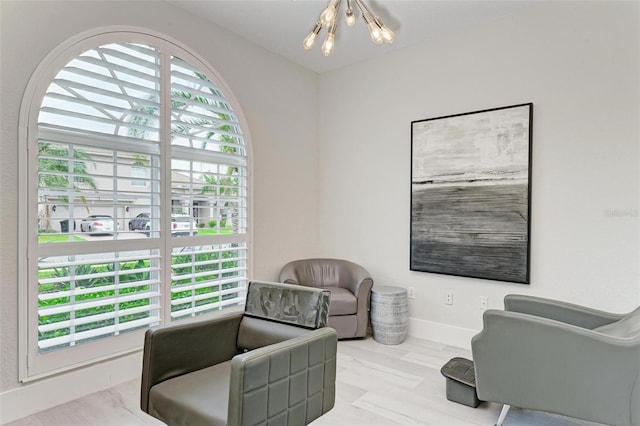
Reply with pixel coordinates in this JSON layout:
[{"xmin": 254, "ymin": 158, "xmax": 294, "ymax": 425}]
[{"xmin": 197, "ymin": 228, "xmax": 233, "ymax": 235}]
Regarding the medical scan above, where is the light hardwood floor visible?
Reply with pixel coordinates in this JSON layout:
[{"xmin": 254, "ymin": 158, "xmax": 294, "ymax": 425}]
[{"xmin": 7, "ymin": 336, "xmax": 601, "ymax": 426}]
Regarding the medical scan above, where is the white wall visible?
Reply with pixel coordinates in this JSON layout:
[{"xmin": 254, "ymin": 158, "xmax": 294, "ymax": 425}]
[
  {"xmin": 317, "ymin": 1, "xmax": 640, "ymax": 346},
  {"xmin": 0, "ymin": 1, "xmax": 318, "ymax": 422}
]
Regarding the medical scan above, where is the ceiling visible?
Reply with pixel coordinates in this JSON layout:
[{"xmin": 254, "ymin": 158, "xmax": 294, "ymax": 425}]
[{"xmin": 169, "ymin": 0, "xmax": 539, "ymax": 74}]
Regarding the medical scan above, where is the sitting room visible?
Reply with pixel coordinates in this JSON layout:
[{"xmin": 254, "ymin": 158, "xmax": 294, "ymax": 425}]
[{"xmin": 0, "ymin": 1, "xmax": 638, "ymax": 425}]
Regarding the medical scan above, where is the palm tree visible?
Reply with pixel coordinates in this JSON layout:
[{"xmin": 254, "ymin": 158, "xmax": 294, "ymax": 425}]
[
  {"xmin": 128, "ymin": 71, "xmax": 243, "ymax": 231},
  {"xmin": 38, "ymin": 142, "xmax": 97, "ymax": 231}
]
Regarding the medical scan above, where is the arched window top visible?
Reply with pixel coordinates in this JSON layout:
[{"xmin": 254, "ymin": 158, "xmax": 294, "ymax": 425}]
[
  {"xmin": 38, "ymin": 40, "xmax": 245, "ymax": 155},
  {"xmin": 20, "ymin": 28, "xmax": 251, "ymax": 381},
  {"xmin": 40, "ymin": 42, "xmax": 161, "ymax": 141}
]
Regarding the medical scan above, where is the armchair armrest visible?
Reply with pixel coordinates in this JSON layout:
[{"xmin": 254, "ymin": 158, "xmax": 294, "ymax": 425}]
[
  {"xmin": 472, "ymin": 310, "xmax": 640, "ymax": 426},
  {"xmin": 227, "ymin": 327, "xmax": 338, "ymax": 426},
  {"xmin": 350, "ymin": 269, "xmax": 373, "ymax": 331},
  {"xmin": 279, "ymin": 263, "xmax": 299, "ymax": 286},
  {"xmin": 341, "ymin": 264, "xmax": 373, "ymax": 302},
  {"xmin": 504, "ymin": 294, "xmax": 624, "ymax": 329},
  {"xmin": 141, "ymin": 310, "xmax": 243, "ymax": 413}
]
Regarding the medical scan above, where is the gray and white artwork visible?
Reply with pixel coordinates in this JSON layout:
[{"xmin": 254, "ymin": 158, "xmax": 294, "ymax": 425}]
[{"xmin": 410, "ymin": 104, "xmax": 532, "ymax": 283}]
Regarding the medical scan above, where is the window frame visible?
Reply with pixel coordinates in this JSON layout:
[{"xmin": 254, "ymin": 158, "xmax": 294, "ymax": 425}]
[{"xmin": 18, "ymin": 27, "xmax": 253, "ymax": 382}]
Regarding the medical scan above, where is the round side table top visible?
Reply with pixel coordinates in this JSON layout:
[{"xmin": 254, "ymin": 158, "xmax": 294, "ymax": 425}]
[{"xmin": 371, "ymin": 286, "xmax": 407, "ymax": 296}]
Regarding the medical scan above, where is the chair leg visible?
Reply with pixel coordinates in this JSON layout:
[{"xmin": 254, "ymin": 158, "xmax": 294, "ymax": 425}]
[{"xmin": 495, "ymin": 404, "xmax": 511, "ymax": 426}]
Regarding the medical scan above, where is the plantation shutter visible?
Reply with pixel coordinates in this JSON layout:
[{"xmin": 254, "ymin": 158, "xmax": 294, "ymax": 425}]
[
  {"xmin": 169, "ymin": 55, "xmax": 247, "ymax": 319},
  {"xmin": 25, "ymin": 36, "xmax": 249, "ymax": 378},
  {"xmin": 36, "ymin": 42, "xmax": 163, "ymax": 352}
]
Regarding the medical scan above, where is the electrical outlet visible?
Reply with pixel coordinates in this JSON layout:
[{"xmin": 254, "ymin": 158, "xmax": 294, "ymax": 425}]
[
  {"xmin": 480, "ymin": 296, "xmax": 488, "ymax": 310},
  {"xmin": 407, "ymin": 287, "xmax": 415, "ymax": 299},
  {"xmin": 445, "ymin": 292, "xmax": 453, "ymax": 305}
]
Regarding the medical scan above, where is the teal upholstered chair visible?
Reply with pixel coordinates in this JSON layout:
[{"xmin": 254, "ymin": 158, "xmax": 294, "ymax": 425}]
[
  {"xmin": 472, "ymin": 294, "xmax": 640, "ymax": 426},
  {"xmin": 141, "ymin": 281, "xmax": 337, "ymax": 426}
]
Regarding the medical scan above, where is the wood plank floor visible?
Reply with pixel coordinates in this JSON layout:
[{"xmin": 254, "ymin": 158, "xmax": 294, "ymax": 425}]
[{"xmin": 7, "ymin": 336, "xmax": 601, "ymax": 426}]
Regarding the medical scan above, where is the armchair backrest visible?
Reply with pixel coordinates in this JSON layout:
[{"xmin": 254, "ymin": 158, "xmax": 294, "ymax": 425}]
[
  {"xmin": 594, "ymin": 306, "xmax": 640, "ymax": 338},
  {"xmin": 473, "ymin": 296, "xmax": 640, "ymax": 426},
  {"xmin": 237, "ymin": 280, "xmax": 331, "ymax": 351},
  {"xmin": 280, "ymin": 258, "xmax": 367, "ymax": 289}
]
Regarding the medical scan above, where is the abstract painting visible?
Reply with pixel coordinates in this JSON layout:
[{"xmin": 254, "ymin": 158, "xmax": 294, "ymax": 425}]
[{"xmin": 410, "ymin": 103, "xmax": 532, "ymax": 284}]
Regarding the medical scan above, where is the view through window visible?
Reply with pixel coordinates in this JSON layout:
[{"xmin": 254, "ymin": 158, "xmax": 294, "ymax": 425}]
[{"xmin": 21, "ymin": 35, "xmax": 249, "ymax": 378}]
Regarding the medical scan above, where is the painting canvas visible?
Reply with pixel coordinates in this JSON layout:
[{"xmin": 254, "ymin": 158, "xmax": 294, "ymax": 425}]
[{"xmin": 410, "ymin": 103, "xmax": 532, "ymax": 284}]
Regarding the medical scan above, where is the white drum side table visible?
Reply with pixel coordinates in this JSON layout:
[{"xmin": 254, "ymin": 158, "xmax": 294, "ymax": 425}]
[{"xmin": 370, "ymin": 286, "xmax": 409, "ymax": 345}]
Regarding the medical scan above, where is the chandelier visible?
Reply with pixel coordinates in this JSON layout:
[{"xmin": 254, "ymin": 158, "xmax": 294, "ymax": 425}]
[{"xmin": 303, "ymin": 0, "xmax": 395, "ymax": 56}]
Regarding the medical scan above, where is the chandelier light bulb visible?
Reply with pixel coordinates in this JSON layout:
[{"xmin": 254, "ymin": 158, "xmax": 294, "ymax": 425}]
[
  {"xmin": 367, "ymin": 20, "xmax": 383, "ymax": 44},
  {"xmin": 322, "ymin": 33, "xmax": 335, "ymax": 56},
  {"xmin": 322, "ymin": 22, "xmax": 338, "ymax": 56},
  {"xmin": 381, "ymin": 25, "xmax": 395, "ymax": 43},
  {"xmin": 303, "ymin": 22, "xmax": 322, "ymax": 50},
  {"xmin": 346, "ymin": 8, "xmax": 356, "ymax": 26},
  {"xmin": 320, "ymin": 0, "xmax": 339, "ymax": 26},
  {"xmin": 303, "ymin": 32, "xmax": 317, "ymax": 50},
  {"xmin": 375, "ymin": 18, "xmax": 394, "ymax": 43}
]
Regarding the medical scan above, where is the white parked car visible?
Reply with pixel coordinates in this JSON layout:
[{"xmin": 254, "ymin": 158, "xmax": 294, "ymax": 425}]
[
  {"xmin": 80, "ymin": 215, "xmax": 116, "ymax": 235},
  {"xmin": 141, "ymin": 214, "xmax": 198, "ymax": 237},
  {"xmin": 171, "ymin": 214, "xmax": 198, "ymax": 236}
]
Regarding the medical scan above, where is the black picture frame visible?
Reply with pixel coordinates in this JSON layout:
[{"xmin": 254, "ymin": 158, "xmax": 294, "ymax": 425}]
[{"xmin": 410, "ymin": 103, "xmax": 533, "ymax": 284}]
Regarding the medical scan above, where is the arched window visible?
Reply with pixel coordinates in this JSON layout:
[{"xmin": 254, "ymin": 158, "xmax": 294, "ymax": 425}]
[{"xmin": 19, "ymin": 30, "xmax": 251, "ymax": 380}]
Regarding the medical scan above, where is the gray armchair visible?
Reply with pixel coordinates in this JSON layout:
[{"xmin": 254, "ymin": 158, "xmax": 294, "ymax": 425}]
[
  {"xmin": 280, "ymin": 258, "xmax": 373, "ymax": 339},
  {"xmin": 141, "ymin": 281, "xmax": 338, "ymax": 426},
  {"xmin": 471, "ymin": 294, "xmax": 640, "ymax": 426}
]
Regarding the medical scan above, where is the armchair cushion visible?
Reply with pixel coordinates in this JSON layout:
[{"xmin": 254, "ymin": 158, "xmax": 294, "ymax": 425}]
[
  {"xmin": 594, "ymin": 307, "xmax": 640, "ymax": 338},
  {"xmin": 325, "ymin": 287, "xmax": 357, "ymax": 316},
  {"xmin": 237, "ymin": 316, "xmax": 309, "ymax": 351},
  {"xmin": 148, "ymin": 361, "xmax": 232, "ymax": 426}
]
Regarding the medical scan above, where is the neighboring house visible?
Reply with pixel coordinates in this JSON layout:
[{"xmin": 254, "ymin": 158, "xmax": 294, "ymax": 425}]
[{"xmin": 40, "ymin": 154, "xmax": 236, "ymax": 232}]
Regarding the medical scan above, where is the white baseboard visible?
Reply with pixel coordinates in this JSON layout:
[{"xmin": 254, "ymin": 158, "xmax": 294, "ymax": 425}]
[
  {"xmin": 408, "ymin": 317, "xmax": 479, "ymax": 350},
  {"xmin": 0, "ymin": 351, "xmax": 142, "ymax": 425}
]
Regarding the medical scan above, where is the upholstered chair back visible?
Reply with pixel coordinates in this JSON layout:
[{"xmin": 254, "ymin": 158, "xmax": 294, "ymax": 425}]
[
  {"xmin": 281, "ymin": 258, "xmax": 367, "ymax": 289},
  {"xmin": 237, "ymin": 280, "xmax": 331, "ymax": 351}
]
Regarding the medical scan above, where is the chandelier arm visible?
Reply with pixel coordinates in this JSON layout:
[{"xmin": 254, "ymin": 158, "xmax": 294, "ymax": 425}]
[
  {"xmin": 354, "ymin": 0, "xmax": 385, "ymax": 29},
  {"xmin": 353, "ymin": 0, "xmax": 372, "ymax": 17}
]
